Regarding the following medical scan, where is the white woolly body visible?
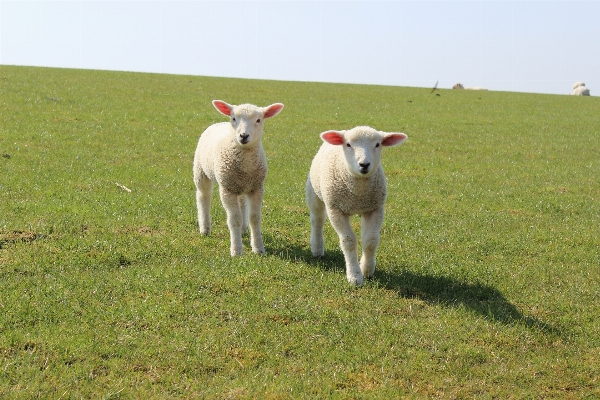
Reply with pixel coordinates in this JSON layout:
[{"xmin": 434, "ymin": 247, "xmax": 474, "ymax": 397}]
[
  {"xmin": 193, "ymin": 101, "xmax": 283, "ymax": 256},
  {"xmin": 572, "ymin": 85, "xmax": 590, "ymax": 96},
  {"xmin": 195, "ymin": 122, "xmax": 267, "ymax": 195},
  {"xmin": 306, "ymin": 126, "xmax": 407, "ymax": 286},
  {"xmin": 309, "ymin": 135, "xmax": 388, "ymax": 215}
]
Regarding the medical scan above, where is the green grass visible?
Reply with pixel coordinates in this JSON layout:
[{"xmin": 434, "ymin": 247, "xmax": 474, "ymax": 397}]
[{"xmin": 1, "ymin": 65, "xmax": 599, "ymax": 398}]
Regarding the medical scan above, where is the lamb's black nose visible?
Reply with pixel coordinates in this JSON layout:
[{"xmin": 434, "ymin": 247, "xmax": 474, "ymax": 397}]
[
  {"xmin": 359, "ymin": 162, "xmax": 370, "ymax": 174},
  {"xmin": 240, "ymin": 133, "xmax": 249, "ymax": 143}
]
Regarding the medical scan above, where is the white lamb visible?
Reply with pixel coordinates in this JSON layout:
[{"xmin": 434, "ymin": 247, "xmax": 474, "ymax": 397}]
[
  {"xmin": 193, "ymin": 100, "xmax": 284, "ymax": 256},
  {"xmin": 305, "ymin": 126, "xmax": 408, "ymax": 286},
  {"xmin": 571, "ymin": 82, "xmax": 590, "ymax": 96}
]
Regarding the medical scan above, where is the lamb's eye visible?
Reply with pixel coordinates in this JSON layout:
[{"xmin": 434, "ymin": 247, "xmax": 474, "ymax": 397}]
[
  {"xmin": 346, "ymin": 143, "xmax": 351, "ymax": 148},
  {"xmin": 232, "ymin": 117, "xmax": 236, "ymax": 122},
  {"xmin": 375, "ymin": 143, "xmax": 380, "ymax": 148},
  {"xmin": 256, "ymin": 119, "xmax": 261, "ymax": 123}
]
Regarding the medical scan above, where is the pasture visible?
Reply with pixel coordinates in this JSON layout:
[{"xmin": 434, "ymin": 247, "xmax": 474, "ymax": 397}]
[{"xmin": 1, "ymin": 65, "xmax": 599, "ymax": 398}]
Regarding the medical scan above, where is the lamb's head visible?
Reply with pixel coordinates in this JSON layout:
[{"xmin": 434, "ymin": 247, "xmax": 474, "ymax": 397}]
[
  {"xmin": 212, "ymin": 100, "xmax": 284, "ymax": 147},
  {"xmin": 321, "ymin": 126, "xmax": 407, "ymax": 178}
]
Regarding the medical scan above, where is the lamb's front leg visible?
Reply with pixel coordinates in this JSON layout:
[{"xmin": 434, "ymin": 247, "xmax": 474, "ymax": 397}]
[
  {"xmin": 306, "ymin": 179, "xmax": 325, "ymax": 257},
  {"xmin": 360, "ymin": 208, "xmax": 384, "ymax": 279},
  {"xmin": 194, "ymin": 172, "xmax": 213, "ymax": 235},
  {"xmin": 328, "ymin": 208, "xmax": 362, "ymax": 286},
  {"xmin": 247, "ymin": 187, "xmax": 265, "ymax": 254},
  {"xmin": 219, "ymin": 188, "xmax": 244, "ymax": 256},
  {"xmin": 238, "ymin": 195, "xmax": 249, "ymax": 235}
]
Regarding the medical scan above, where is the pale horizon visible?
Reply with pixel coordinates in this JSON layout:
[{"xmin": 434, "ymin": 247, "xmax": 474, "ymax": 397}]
[{"xmin": 1, "ymin": 1, "xmax": 598, "ymax": 96}]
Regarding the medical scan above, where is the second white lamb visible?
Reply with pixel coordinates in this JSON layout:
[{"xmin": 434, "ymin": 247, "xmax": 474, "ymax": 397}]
[{"xmin": 306, "ymin": 126, "xmax": 407, "ymax": 286}]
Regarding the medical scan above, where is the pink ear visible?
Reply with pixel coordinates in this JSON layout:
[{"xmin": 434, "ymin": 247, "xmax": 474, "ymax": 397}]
[
  {"xmin": 212, "ymin": 100, "xmax": 232, "ymax": 116},
  {"xmin": 381, "ymin": 133, "xmax": 407, "ymax": 147},
  {"xmin": 320, "ymin": 131, "xmax": 345, "ymax": 145},
  {"xmin": 263, "ymin": 103, "xmax": 284, "ymax": 119}
]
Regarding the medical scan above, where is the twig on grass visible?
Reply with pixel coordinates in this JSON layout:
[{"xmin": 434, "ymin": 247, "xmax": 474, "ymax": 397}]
[{"xmin": 115, "ymin": 183, "xmax": 132, "ymax": 192}]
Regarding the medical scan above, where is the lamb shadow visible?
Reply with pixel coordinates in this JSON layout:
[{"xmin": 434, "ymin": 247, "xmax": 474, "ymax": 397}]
[
  {"xmin": 265, "ymin": 237, "xmax": 563, "ymax": 337},
  {"xmin": 374, "ymin": 268, "xmax": 562, "ymax": 336}
]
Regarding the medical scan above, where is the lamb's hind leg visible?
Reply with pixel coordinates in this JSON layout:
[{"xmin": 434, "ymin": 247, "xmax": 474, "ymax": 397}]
[
  {"xmin": 328, "ymin": 208, "xmax": 362, "ymax": 286},
  {"xmin": 219, "ymin": 188, "xmax": 244, "ymax": 256},
  {"xmin": 360, "ymin": 208, "xmax": 384, "ymax": 279},
  {"xmin": 195, "ymin": 172, "xmax": 213, "ymax": 235},
  {"xmin": 247, "ymin": 187, "xmax": 265, "ymax": 254}
]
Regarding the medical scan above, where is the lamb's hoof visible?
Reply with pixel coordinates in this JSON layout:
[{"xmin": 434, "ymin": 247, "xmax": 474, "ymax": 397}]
[
  {"xmin": 361, "ymin": 269, "xmax": 375, "ymax": 279},
  {"xmin": 347, "ymin": 274, "xmax": 364, "ymax": 287},
  {"xmin": 311, "ymin": 249, "xmax": 325, "ymax": 258},
  {"xmin": 199, "ymin": 228, "xmax": 210, "ymax": 235},
  {"xmin": 252, "ymin": 248, "xmax": 266, "ymax": 255},
  {"xmin": 230, "ymin": 248, "xmax": 243, "ymax": 257}
]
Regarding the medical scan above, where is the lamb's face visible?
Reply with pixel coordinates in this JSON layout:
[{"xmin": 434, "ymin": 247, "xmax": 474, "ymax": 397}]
[
  {"xmin": 341, "ymin": 128, "xmax": 385, "ymax": 177},
  {"xmin": 321, "ymin": 126, "xmax": 408, "ymax": 178},
  {"xmin": 212, "ymin": 101, "xmax": 284, "ymax": 148},
  {"xmin": 229, "ymin": 105, "xmax": 265, "ymax": 147}
]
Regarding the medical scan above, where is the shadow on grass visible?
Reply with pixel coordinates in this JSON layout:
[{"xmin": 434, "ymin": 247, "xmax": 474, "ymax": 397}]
[
  {"xmin": 374, "ymin": 268, "xmax": 562, "ymax": 336},
  {"xmin": 265, "ymin": 238, "xmax": 563, "ymax": 337}
]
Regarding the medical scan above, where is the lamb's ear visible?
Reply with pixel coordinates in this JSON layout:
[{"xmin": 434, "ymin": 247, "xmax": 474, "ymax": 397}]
[
  {"xmin": 320, "ymin": 131, "xmax": 345, "ymax": 145},
  {"xmin": 212, "ymin": 100, "xmax": 233, "ymax": 116},
  {"xmin": 381, "ymin": 132, "xmax": 407, "ymax": 147},
  {"xmin": 263, "ymin": 103, "xmax": 284, "ymax": 119}
]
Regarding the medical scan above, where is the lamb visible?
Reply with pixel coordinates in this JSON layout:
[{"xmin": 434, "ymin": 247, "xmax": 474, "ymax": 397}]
[
  {"xmin": 305, "ymin": 126, "xmax": 408, "ymax": 286},
  {"xmin": 452, "ymin": 83, "xmax": 487, "ymax": 90},
  {"xmin": 571, "ymin": 82, "xmax": 590, "ymax": 96},
  {"xmin": 193, "ymin": 100, "xmax": 284, "ymax": 256}
]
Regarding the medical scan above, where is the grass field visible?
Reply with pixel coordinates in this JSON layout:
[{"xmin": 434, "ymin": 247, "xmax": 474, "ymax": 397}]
[{"xmin": 1, "ymin": 65, "xmax": 599, "ymax": 398}]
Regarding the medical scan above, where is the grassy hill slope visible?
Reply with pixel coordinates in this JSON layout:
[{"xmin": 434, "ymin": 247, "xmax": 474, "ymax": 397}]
[{"xmin": 1, "ymin": 65, "xmax": 599, "ymax": 398}]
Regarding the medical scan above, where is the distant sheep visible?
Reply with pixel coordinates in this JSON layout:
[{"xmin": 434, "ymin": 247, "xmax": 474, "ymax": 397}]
[
  {"xmin": 306, "ymin": 126, "xmax": 408, "ymax": 286},
  {"xmin": 453, "ymin": 83, "xmax": 487, "ymax": 90},
  {"xmin": 571, "ymin": 82, "xmax": 590, "ymax": 96},
  {"xmin": 193, "ymin": 100, "xmax": 284, "ymax": 256}
]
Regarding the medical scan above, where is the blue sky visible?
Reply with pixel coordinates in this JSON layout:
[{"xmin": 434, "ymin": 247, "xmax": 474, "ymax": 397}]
[{"xmin": 1, "ymin": 1, "xmax": 598, "ymax": 95}]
